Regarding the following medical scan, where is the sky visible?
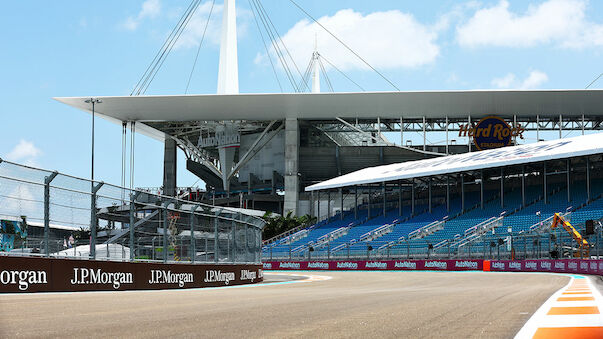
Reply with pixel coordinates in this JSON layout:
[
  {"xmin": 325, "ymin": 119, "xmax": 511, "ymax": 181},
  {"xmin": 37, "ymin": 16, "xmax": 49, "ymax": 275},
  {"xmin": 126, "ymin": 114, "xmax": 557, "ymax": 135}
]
[{"xmin": 1, "ymin": 0, "xmax": 603, "ymax": 190}]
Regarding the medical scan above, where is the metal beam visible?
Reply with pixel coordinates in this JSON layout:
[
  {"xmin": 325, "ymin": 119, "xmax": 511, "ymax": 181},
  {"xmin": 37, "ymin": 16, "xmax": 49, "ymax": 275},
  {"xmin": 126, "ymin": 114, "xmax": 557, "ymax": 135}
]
[
  {"xmin": 228, "ymin": 121, "xmax": 281, "ymax": 179},
  {"xmin": 335, "ymin": 117, "xmax": 444, "ymax": 156}
]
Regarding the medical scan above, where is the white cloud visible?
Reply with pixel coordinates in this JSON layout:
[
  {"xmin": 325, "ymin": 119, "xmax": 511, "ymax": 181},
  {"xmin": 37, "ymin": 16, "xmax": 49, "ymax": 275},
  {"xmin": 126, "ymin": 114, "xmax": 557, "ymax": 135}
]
[
  {"xmin": 491, "ymin": 70, "xmax": 549, "ymax": 89},
  {"xmin": 174, "ymin": 2, "xmax": 250, "ymax": 50},
  {"xmin": 123, "ymin": 0, "xmax": 161, "ymax": 31},
  {"xmin": 457, "ymin": 0, "xmax": 603, "ymax": 48},
  {"xmin": 6, "ymin": 140, "xmax": 41, "ymax": 163},
  {"xmin": 174, "ymin": 2, "xmax": 224, "ymax": 49},
  {"xmin": 263, "ymin": 9, "xmax": 441, "ymax": 72}
]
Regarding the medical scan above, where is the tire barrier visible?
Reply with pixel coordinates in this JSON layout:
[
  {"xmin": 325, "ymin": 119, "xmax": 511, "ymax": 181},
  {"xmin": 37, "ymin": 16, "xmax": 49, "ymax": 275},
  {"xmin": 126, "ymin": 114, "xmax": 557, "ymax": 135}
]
[{"xmin": 0, "ymin": 256, "xmax": 263, "ymax": 293}]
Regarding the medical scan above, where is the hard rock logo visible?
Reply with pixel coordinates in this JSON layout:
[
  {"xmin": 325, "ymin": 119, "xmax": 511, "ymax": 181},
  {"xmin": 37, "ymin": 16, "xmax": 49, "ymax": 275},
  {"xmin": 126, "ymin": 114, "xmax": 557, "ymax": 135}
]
[{"xmin": 458, "ymin": 116, "xmax": 525, "ymax": 150}]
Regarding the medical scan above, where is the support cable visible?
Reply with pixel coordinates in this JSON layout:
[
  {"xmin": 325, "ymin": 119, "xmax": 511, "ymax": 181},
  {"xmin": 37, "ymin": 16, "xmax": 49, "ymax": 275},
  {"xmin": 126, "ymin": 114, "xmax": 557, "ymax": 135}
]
[
  {"xmin": 255, "ymin": 0, "xmax": 310, "ymax": 92},
  {"xmin": 130, "ymin": 122, "xmax": 136, "ymax": 191},
  {"xmin": 320, "ymin": 54, "xmax": 365, "ymax": 91},
  {"xmin": 250, "ymin": 0, "xmax": 299, "ymax": 91},
  {"xmin": 586, "ymin": 72, "xmax": 603, "ymax": 89},
  {"xmin": 133, "ymin": 0, "xmax": 202, "ymax": 95},
  {"xmin": 121, "ymin": 122, "xmax": 127, "ymax": 203},
  {"xmin": 318, "ymin": 57, "xmax": 334, "ymax": 92},
  {"xmin": 185, "ymin": 0, "xmax": 216, "ymax": 94},
  {"xmin": 141, "ymin": 1, "xmax": 201, "ymax": 95},
  {"xmin": 132, "ymin": 0, "xmax": 198, "ymax": 95},
  {"xmin": 248, "ymin": 0, "xmax": 283, "ymax": 92},
  {"xmin": 298, "ymin": 56, "xmax": 314, "ymax": 91},
  {"xmin": 288, "ymin": 0, "xmax": 400, "ymax": 91}
]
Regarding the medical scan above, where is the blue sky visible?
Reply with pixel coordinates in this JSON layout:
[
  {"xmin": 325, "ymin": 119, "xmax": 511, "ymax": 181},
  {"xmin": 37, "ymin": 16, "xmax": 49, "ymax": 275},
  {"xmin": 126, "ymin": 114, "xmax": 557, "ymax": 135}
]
[{"xmin": 1, "ymin": 0, "xmax": 603, "ymax": 190}]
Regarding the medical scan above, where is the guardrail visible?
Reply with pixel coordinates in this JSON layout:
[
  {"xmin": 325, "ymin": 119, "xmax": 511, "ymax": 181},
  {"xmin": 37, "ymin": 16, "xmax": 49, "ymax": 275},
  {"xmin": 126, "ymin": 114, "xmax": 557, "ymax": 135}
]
[
  {"xmin": 408, "ymin": 217, "xmax": 448, "ymax": 240},
  {"xmin": 456, "ymin": 214, "xmax": 505, "ymax": 248}
]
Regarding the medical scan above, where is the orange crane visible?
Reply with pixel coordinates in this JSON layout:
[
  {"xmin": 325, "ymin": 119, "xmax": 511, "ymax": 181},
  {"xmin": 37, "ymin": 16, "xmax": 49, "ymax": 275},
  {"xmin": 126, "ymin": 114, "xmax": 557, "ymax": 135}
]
[{"xmin": 551, "ymin": 213, "xmax": 589, "ymax": 258}]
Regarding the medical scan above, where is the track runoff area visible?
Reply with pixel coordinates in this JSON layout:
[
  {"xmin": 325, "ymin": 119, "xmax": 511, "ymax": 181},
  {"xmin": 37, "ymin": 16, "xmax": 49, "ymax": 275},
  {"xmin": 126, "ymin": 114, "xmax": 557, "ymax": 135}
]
[{"xmin": 0, "ymin": 269, "xmax": 601, "ymax": 338}]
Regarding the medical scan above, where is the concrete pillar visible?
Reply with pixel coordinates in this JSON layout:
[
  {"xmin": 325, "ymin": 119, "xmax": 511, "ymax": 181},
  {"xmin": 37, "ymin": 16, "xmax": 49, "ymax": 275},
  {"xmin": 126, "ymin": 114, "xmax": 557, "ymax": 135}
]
[
  {"xmin": 398, "ymin": 182, "xmax": 403, "ymax": 216},
  {"xmin": 567, "ymin": 159, "xmax": 571, "ymax": 203},
  {"xmin": 522, "ymin": 165, "xmax": 526, "ymax": 207},
  {"xmin": 382, "ymin": 183, "xmax": 386, "ymax": 216},
  {"xmin": 543, "ymin": 162, "xmax": 548, "ymax": 204},
  {"xmin": 587, "ymin": 157, "xmax": 591, "ymax": 202},
  {"xmin": 480, "ymin": 170, "xmax": 484, "ymax": 210},
  {"xmin": 411, "ymin": 180, "xmax": 415, "ymax": 216},
  {"xmin": 340, "ymin": 188, "xmax": 344, "ymax": 220},
  {"xmin": 163, "ymin": 138, "xmax": 177, "ymax": 196},
  {"xmin": 354, "ymin": 186, "xmax": 358, "ymax": 220},
  {"xmin": 284, "ymin": 118, "xmax": 299, "ymax": 215},
  {"xmin": 428, "ymin": 178, "xmax": 432, "ymax": 213},
  {"xmin": 446, "ymin": 176, "xmax": 450, "ymax": 212},
  {"xmin": 461, "ymin": 174, "xmax": 465, "ymax": 211},
  {"xmin": 500, "ymin": 168, "xmax": 504, "ymax": 208}
]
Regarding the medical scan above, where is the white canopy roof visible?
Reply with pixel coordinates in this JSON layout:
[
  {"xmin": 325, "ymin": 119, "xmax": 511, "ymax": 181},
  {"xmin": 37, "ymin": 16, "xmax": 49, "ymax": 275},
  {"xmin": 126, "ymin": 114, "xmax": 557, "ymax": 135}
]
[
  {"xmin": 54, "ymin": 89, "xmax": 603, "ymax": 124},
  {"xmin": 305, "ymin": 132, "xmax": 603, "ymax": 191}
]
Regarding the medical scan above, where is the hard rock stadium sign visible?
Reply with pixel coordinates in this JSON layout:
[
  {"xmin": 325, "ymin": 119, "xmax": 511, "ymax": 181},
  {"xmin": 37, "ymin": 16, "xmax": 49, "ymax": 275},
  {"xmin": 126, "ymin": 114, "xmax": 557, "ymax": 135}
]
[{"xmin": 458, "ymin": 116, "xmax": 525, "ymax": 151}]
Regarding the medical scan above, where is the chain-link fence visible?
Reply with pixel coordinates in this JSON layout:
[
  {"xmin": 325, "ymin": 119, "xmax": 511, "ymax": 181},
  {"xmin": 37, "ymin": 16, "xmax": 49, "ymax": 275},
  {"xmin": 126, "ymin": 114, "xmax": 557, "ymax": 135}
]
[{"xmin": 0, "ymin": 158, "xmax": 265, "ymax": 264}]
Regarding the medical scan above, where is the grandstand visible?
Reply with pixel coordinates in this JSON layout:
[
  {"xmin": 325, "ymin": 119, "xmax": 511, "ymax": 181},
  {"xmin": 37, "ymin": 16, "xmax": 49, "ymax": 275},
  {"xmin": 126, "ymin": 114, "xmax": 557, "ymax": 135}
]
[{"xmin": 263, "ymin": 133, "xmax": 603, "ymax": 260}]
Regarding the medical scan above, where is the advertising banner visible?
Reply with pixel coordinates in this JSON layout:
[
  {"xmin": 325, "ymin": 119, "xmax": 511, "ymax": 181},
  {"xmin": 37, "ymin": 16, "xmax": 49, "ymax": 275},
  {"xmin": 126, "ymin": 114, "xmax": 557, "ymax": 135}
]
[
  {"xmin": 262, "ymin": 259, "xmax": 483, "ymax": 271},
  {"xmin": 487, "ymin": 259, "xmax": 603, "ymax": 275},
  {"xmin": 0, "ymin": 256, "xmax": 263, "ymax": 293},
  {"xmin": 263, "ymin": 259, "xmax": 603, "ymax": 276}
]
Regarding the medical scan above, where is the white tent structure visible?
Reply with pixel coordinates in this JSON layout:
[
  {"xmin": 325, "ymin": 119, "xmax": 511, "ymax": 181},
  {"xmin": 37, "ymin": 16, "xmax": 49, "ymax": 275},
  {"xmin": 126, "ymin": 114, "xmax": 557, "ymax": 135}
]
[
  {"xmin": 306, "ymin": 132, "xmax": 603, "ymax": 191},
  {"xmin": 56, "ymin": 243, "xmax": 131, "ymax": 260}
]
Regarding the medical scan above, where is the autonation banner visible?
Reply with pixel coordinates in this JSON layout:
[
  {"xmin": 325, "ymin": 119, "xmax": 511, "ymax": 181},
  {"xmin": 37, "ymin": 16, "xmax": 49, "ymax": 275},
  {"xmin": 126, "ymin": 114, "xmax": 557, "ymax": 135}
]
[
  {"xmin": 486, "ymin": 259, "xmax": 603, "ymax": 275},
  {"xmin": 263, "ymin": 259, "xmax": 603, "ymax": 276},
  {"xmin": 262, "ymin": 260, "xmax": 483, "ymax": 271}
]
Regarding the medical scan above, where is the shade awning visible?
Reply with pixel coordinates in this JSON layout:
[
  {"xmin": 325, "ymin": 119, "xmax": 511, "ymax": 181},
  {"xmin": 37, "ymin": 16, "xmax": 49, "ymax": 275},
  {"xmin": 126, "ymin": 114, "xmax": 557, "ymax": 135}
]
[
  {"xmin": 54, "ymin": 89, "xmax": 603, "ymax": 123},
  {"xmin": 305, "ymin": 132, "xmax": 603, "ymax": 191}
]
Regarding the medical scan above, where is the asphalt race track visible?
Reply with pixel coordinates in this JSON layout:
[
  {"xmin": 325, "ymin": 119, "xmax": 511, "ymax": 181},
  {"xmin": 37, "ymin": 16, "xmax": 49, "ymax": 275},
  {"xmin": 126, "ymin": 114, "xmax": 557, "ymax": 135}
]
[{"xmin": 0, "ymin": 271, "xmax": 568, "ymax": 338}]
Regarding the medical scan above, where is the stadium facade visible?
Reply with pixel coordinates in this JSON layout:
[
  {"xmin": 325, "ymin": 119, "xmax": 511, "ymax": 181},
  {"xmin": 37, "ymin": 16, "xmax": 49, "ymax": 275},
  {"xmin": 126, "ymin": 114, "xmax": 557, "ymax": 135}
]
[{"xmin": 55, "ymin": 0, "xmax": 603, "ymax": 221}]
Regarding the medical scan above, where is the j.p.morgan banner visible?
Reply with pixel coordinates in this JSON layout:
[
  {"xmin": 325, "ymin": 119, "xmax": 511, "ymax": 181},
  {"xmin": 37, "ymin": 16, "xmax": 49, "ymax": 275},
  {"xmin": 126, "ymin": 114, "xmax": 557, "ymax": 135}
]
[{"xmin": 0, "ymin": 256, "xmax": 262, "ymax": 293}]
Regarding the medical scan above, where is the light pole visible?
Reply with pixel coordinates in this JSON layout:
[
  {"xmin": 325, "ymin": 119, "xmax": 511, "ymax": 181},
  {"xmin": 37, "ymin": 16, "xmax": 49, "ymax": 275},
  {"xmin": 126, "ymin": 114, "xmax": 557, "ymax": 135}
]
[
  {"xmin": 85, "ymin": 98, "xmax": 102, "ymax": 184},
  {"xmin": 85, "ymin": 98, "xmax": 101, "ymax": 259}
]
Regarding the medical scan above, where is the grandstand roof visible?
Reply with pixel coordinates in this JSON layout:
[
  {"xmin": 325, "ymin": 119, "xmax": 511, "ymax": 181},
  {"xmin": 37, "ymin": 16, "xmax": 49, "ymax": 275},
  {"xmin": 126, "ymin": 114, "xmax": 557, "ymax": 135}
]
[
  {"xmin": 55, "ymin": 89, "xmax": 603, "ymax": 126},
  {"xmin": 305, "ymin": 132, "xmax": 603, "ymax": 191}
]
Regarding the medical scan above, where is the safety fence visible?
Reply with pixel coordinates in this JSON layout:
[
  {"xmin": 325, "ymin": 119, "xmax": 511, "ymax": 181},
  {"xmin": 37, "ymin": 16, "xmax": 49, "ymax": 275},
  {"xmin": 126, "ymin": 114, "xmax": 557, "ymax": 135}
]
[{"xmin": 0, "ymin": 159, "xmax": 265, "ymax": 265}]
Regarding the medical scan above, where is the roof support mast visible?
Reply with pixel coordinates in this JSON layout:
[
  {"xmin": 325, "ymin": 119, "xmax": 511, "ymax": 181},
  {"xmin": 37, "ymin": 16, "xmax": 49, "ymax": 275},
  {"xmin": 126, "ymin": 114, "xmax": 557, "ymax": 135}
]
[
  {"xmin": 217, "ymin": 0, "xmax": 240, "ymax": 194},
  {"xmin": 312, "ymin": 35, "xmax": 320, "ymax": 93}
]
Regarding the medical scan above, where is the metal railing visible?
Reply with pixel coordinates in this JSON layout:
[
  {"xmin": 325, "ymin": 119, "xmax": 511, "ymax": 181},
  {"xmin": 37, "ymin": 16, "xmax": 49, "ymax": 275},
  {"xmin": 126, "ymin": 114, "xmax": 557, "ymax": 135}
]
[
  {"xmin": 262, "ymin": 218, "xmax": 603, "ymax": 262},
  {"xmin": 0, "ymin": 158, "xmax": 265, "ymax": 264}
]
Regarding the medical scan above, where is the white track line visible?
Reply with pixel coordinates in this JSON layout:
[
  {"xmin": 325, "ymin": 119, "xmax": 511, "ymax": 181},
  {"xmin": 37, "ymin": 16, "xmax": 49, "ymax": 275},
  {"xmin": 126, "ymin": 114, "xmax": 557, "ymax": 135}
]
[{"xmin": 515, "ymin": 275, "xmax": 603, "ymax": 338}]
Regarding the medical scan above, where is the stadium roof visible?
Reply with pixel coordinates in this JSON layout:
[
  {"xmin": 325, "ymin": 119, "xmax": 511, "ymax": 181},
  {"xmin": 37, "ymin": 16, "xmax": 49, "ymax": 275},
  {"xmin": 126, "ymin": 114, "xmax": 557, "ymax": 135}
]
[
  {"xmin": 55, "ymin": 89, "xmax": 603, "ymax": 125},
  {"xmin": 305, "ymin": 132, "xmax": 603, "ymax": 191}
]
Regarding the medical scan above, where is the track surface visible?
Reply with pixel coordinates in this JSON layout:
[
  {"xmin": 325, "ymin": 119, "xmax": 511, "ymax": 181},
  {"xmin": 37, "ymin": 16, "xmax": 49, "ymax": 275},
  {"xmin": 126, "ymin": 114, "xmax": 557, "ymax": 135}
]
[{"xmin": 0, "ymin": 271, "xmax": 567, "ymax": 338}]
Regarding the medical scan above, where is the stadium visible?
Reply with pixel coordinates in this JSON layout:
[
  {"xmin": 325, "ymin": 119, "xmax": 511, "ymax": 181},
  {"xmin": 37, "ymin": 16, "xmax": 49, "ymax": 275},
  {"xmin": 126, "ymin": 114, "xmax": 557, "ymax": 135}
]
[{"xmin": 2, "ymin": 0, "xmax": 603, "ymax": 338}]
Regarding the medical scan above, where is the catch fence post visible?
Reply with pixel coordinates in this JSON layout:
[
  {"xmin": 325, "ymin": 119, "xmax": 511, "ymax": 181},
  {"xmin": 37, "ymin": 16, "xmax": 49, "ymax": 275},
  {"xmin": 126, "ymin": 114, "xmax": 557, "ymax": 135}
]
[
  {"xmin": 43, "ymin": 171, "xmax": 58, "ymax": 257},
  {"xmin": 129, "ymin": 191, "xmax": 141, "ymax": 261},
  {"xmin": 190, "ymin": 205, "xmax": 199, "ymax": 263},
  {"xmin": 90, "ymin": 181, "xmax": 104, "ymax": 260}
]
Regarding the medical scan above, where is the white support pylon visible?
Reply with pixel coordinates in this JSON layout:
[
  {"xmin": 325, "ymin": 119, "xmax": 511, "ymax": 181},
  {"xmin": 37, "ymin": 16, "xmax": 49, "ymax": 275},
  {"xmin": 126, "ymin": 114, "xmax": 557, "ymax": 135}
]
[
  {"xmin": 311, "ymin": 34, "xmax": 320, "ymax": 93},
  {"xmin": 217, "ymin": 0, "xmax": 239, "ymax": 94},
  {"xmin": 217, "ymin": 0, "xmax": 240, "ymax": 194}
]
